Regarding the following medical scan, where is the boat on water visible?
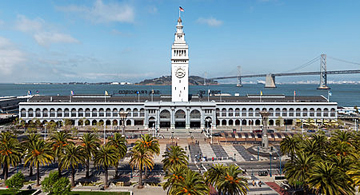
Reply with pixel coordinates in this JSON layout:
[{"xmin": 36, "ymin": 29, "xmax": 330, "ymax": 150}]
[{"xmin": 257, "ymin": 80, "xmax": 265, "ymax": 85}]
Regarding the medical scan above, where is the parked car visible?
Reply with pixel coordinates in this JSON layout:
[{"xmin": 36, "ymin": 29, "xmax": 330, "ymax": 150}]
[
  {"xmin": 258, "ymin": 171, "xmax": 269, "ymax": 176},
  {"xmin": 212, "ymin": 133, "xmax": 221, "ymax": 137},
  {"xmin": 307, "ymin": 129, "xmax": 316, "ymax": 133},
  {"xmin": 253, "ymin": 129, "xmax": 262, "ymax": 133},
  {"xmin": 267, "ymin": 129, "xmax": 275, "ymax": 133}
]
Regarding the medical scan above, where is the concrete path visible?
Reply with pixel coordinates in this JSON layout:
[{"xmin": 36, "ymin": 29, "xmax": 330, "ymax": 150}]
[
  {"xmin": 154, "ymin": 144, "xmax": 167, "ymax": 163},
  {"xmin": 199, "ymin": 143, "xmax": 216, "ymax": 159},
  {"xmin": 222, "ymin": 145, "xmax": 245, "ymax": 161}
]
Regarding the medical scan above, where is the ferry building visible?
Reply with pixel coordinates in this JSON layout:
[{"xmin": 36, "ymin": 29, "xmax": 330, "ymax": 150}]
[{"xmin": 19, "ymin": 17, "xmax": 337, "ymax": 130}]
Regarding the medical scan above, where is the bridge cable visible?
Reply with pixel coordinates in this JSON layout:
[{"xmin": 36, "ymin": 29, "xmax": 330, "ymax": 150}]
[
  {"xmin": 327, "ymin": 56, "xmax": 360, "ymax": 66},
  {"xmin": 282, "ymin": 55, "xmax": 320, "ymax": 73}
]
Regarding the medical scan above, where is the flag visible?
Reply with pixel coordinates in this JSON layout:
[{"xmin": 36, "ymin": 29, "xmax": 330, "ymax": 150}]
[
  {"xmin": 70, "ymin": 91, "xmax": 74, "ymax": 96},
  {"xmin": 328, "ymin": 91, "xmax": 332, "ymax": 96},
  {"xmin": 294, "ymin": 90, "xmax": 296, "ymax": 96},
  {"xmin": 28, "ymin": 90, "xmax": 32, "ymax": 95},
  {"xmin": 105, "ymin": 91, "xmax": 109, "ymax": 96},
  {"xmin": 260, "ymin": 91, "xmax": 263, "ymax": 96},
  {"xmin": 179, "ymin": 6, "xmax": 184, "ymax": 12},
  {"xmin": 36, "ymin": 90, "xmax": 39, "ymax": 94}
]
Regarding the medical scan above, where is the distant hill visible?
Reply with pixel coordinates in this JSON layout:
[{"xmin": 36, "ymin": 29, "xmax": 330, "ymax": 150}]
[{"xmin": 136, "ymin": 75, "xmax": 218, "ymax": 85}]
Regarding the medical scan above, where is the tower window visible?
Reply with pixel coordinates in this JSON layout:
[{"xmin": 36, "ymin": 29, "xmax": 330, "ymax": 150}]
[
  {"xmin": 175, "ymin": 87, "xmax": 176, "ymax": 90},
  {"xmin": 184, "ymin": 87, "xmax": 185, "ymax": 90},
  {"xmin": 179, "ymin": 80, "xmax": 181, "ymax": 83}
]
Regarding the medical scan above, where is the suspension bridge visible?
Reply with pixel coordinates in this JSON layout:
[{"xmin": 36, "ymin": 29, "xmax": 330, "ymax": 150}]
[{"xmin": 208, "ymin": 54, "xmax": 360, "ymax": 89}]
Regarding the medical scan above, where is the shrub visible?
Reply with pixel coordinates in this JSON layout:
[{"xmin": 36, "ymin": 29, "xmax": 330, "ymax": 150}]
[{"xmin": 5, "ymin": 172, "xmax": 25, "ymax": 195}]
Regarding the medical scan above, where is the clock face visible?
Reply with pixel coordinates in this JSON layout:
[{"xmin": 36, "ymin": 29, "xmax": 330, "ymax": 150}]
[{"xmin": 175, "ymin": 68, "xmax": 186, "ymax": 78}]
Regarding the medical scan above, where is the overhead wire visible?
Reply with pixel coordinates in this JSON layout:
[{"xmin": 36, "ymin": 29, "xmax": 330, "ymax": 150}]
[
  {"xmin": 327, "ymin": 56, "xmax": 360, "ymax": 66},
  {"xmin": 282, "ymin": 55, "xmax": 320, "ymax": 73}
]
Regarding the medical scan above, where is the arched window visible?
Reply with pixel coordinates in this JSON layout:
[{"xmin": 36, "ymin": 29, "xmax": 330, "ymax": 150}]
[
  {"xmin": 92, "ymin": 108, "xmax": 97, "ymax": 117},
  {"xmin": 242, "ymin": 108, "xmax": 247, "ymax": 117},
  {"xmin": 310, "ymin": 108, "xmax": 315, "ymax": 117},
  {"xmin": 85, "ymin": 109, "xmax": 90, "ymax": 117},
  {"xmin": 71, "ymin": 108, "xmax": 77, "ymax": 117},
  {"xmin": 303, "ymin": 108, "xmax": 308, "ymax": 117},
  {"xmin": 190, "ymin": 110, "xmax": 201, "ymax": 119},
  {"xmin": 316, "ymin": 108, "xmax": 322, "ymax": 117},
  {"xmin": 216, "ymin": 109, "xmax": 220, "ymax": 117},
  {"xmin": 140, "ymin": 109, "xmax": 145, "ymax": 117},
  {"xmin": 64, "ymin": 108, "xmax": 70, "ymax": 117},
  {"xmin": 248, "ymin": 108, "xmax": 253, "ymax": 117},
  {"xmin": 57, "ymin": 108, "xmax": 62, "ymax": 117},
  {"xmin": 282, "ymin": 108, "xmax": 287, "ymax": 117},
  {"xmin": 175, "ymin": 110, "xmax": 186, "ymax": 118},
  {"xmin": 99, "ymin": 108, "xmax": 104, "ymax": 117},
  {"xmin": 133, "ymin": 108, "xmax": 138, "ymax": 117},
  {"xmin": 323, "ymin": 108, "xmax": 329, "ymax": 117},
  {"xmin": 228, "ymin": 108, "xmax": 233, "ymax": 117},
  {"xmin": 255, "ymin": 108, "xmax": 260, "ymax": 117},
  {"xmin": 289, "ymin": 108, "xmax": 294, "ymax": 117},
  {"xmin": 21, "ymin": 109, "xmax": 26, "ymax": 118},
  {"xmin": 113, "ymin": 108, "xmax": 118, "ymax": 117},
  {"xmin": 160, "ymin": 110, "xmax": 171, "ymax": 118},
  {"xmin": 35, "ymin": 109, "xmax": 41, "ymax": 117},
  {"xmin": 235, "ymin": 108, "xmax": 240, "ymax": 117},
  {"xmin": 221, "ymin": 108, "xmax": 226, "ymax": 117},
  {"xmin": 50, "ymin": 108, "xmax": 55, "ymax": 117},
  {"xmin": 78, "ymin": 109, "xmax": 84, "ymax": 117},
  {"xmin": 28, "ymin": 109, "xmax": 34, "ymax": 118},
  {"xmin": 126, "ymin": 108, "xmax": 131, "ymax": 117},
  {"xmin": 43, "ymin": 109, "xmax": 48, "ymax": 117},
  {"xmin": 106, "ymin": 108, "xmax": 111, "ymax": 117},
  {"xmin": 269, "ymin": 108, "xmax": 274, "ymax": 117},
  {"xmin": 275, "ymin": 108, "xmax": 281, "ymax": 117},
  {"xmin": 330, "ymin": 108, "xmax": 336, "ymax": 117}
]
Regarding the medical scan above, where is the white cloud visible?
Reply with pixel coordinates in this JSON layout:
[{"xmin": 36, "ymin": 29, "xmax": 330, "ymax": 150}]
[
  {"xmin": 0, "ymin": 37, "xmax": 26, "ymax": 75},
  {"xmin": 15, "ymin": 15, "xmax": 44, "ymax": 32},
  {"xmin": 15, "ymin": 15, "xmax": 79, "ymax": 47},
  {"xmin": 34, "ymin": 32, "xmax": 79, "ymax": 47},
  {"xmin": 57, "ymin": 0, "xmax": 135, "ymax": 23},
  {"xmin": 196, "ymin": 17, "xmax": 223, "ymax": 27}
]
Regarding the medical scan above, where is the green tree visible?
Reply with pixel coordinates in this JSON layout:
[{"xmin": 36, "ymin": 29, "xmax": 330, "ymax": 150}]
[
  {"xmin": 129, "ymin": 147, "xmax": 154, "ymax": 189},
  {"xmin": 80, "ymin": 133, "xmax": 100, "ymax": 178},
  {"xmin": 163, "ymin": 165, "xmax": 187, "ymax": 194},
  {"xmin": 22, "ymin": 133, "xmax": 41, "ymax": 177},
  {"xmin": 284, "ymin": 151, "xmax": 315, "ymax": 189},
  {"xmin": 42, "ymin": 171, "xmax": 71, "ymax": 195},
  {"xmin": 94, "ymin": 145, "xmax": 118, "ymax": 188},
  {"xmin": 307, "ymin": 162, "xmax": 354, "ymax": 195},
  {"xmin": 50, "ymin": 131, "xmax": 73, "ymax": 177},
  {"xmin": 24, "ymin": 138, "xmax": 54, "ymax": 186},
  {"xmin": 204, "ymin": 163, "xmax": 226, "ymax": 186},
  {"xmin": 107, "ymin": 133, "xmax": 127, "ymax": 177},
  {"xmin": 172, "ymin": 169, "xmax": 209, "ymax": 195},
  {"xmin": 46, "ymin": 121, "xmax": 57, "ymax": 134},
  {"xmin": 5, "ymin": 172, "xmax": 25, "ymax": 195},
  {"xmin": 0, "ymin": 131, "xmax": 21, "ymax": 181},
  {"xmin": 280, "ymin": 135, "xmax": 301, "ymax": 161},
  {"xmin": 134, "ymin": 134, "xmax": 160, "ymax": 178},
  {"xmin": 60, "ymin": 144, "xmax": 85, "ymax": 187},
  {"xmin": 347, "ymin": 162, "xmax": 360, "ymax": 187},
  {"xmin": 216, "ymin": 164, "xmax": 249, "ymax": 195},
  {"xmin": 162, "ymin": 145, "xmax": 188, "ymax": 171}
]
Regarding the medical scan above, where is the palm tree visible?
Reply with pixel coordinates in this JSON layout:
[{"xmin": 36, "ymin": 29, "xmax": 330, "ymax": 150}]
[
  {"xmin": 280, "ymin": 135, "xmax": 301, "ymax": 161},
  {"xmin": 80, "ymin": 133, "xmax": 100, "ymax": 178},
  {"xmin": 129, "ymin": 147, "xmax": 154, "ymax": 189},
  {"xmin": 284, "ymin": 151, "xmax": 315, "ymax": 189},
  {"xmin": 0, "ymin": 132, "xmax": 21, "ymax": 180},
  {"xmin": 163, "ymin": 165, "xmax": 187, "ymax": 194},
  {"xmin": 216, "ymin": 164, "xmax": 249, "ymax": 195},
  {"xmin": 134, "ymin": 134, "xmax": 160, "ymax": 178},
  {"xmin": 50, "ymin": 131, "xmax": 73, "ymax": 176},
  {"xmin": 106, "ymin": 133, "xmax": 127, "ymax": 177},
  {"xmin": 162, "ymin": 145, "xmax": 188, "ymax": 171},
  {"xmin": 307, "ymin": 162, "xmax": 354, "ymax": 195},
  {"xmin": 347, "ymin": 162, "xmax": 360, "ymax": 187},
  {"xmin": 60, "ymin": 144, "xmax": 85, "ymax": 187},
  {"xmin": 204, "ymin": 163, "xmax": 226, "ymax": 186},
  {"xmin": 24, "ymin": 138, "xmax": 54, "ymax": 186},
  {"xmin": 22, "ymin": 133, "xmax": 41, "ymax": 177},
  {"xmin": 94, "ymin": 145, "xmax": 118, "ymax": 188},
  {"xmin": 172, "ymin": 169, "xmax": 209, "ymax": 195}
]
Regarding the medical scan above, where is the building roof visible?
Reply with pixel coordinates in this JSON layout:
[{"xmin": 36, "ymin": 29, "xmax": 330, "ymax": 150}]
[{"xmin": 27, "ymin": 94, "xmax": 329, "ymax": 103}]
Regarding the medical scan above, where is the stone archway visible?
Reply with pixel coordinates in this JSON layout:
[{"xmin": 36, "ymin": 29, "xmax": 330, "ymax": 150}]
[
  {"xmin": 175, "ymin": 110, "xmax": 186, "ymax": 129},
  {"xmin": 160, "ymin": 110, "xmax": 171, "ymax": 128},
  {"xmin": 190, "ymin": 109, "xmax": 201, "ymax": 128}
]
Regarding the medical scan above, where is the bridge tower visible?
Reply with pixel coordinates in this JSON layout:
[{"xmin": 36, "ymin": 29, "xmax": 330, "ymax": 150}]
[
  {"xmin": 236, "ymin": 66, "xmax": 242, "ymax": 87},
  {"xmin": 317, "ymin": 54, "xmax": 330, "ymax": 90},
  {"xmin": 204, "ymin": 72, "xmax": 207, "ymax": 85}
]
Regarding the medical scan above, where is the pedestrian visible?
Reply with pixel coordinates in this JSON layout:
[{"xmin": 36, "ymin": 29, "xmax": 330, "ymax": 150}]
[
  {"xmin": 259, "ymin": 180, "xmax": 262, "ymax": 187},
  {"xmin": 252, "ymin": 180, "xmax": 255, "ymax": 186},
  {"xmin": 255, "ymin": 180, "xmax": 259, "ymax": 187}
]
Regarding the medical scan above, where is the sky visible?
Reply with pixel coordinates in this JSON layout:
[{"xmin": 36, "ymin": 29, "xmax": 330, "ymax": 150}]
[{"xmin": 0, "ymin": 0, "xmax": 359, "ymax": 83}]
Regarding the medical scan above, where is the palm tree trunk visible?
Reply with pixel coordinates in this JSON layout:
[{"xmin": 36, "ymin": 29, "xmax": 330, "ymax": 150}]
[
  {"xmin": 36, "ymin": 163, "xmax": 40, "ymax": 186},
  {"xmin": 58, "ymin": 156, "xmax": 62, "ymax": 177},
  {"xmin": 139, "ymin": 167, "xmax": 143, "ymax": 188},
  {"xmin": 3, "ymin": 163, "xmax": 8, "ymax": 181},
  {"xmin": 86, "ymin": 158, "xmax": 90, "ymax": 178},
  {"xmin": 71, "ymin": 166, "xmax": 75, "ymax": 187},
  {"xmin": 144, "ymin": 166, "xmax": 147, "ymax": 179},
  {"xmin": 104, "ymin": 166, "xmax": 108, "ymax": 188},
  {"xmin": 115, "ymin": 161, "xmax": 119, "ymax": 178}
]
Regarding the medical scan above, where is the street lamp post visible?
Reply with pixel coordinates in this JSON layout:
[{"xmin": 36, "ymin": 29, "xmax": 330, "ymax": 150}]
[
  {"xmin": 276, "ymin": 151, "xmax": 282, "ymax": 175},
  {"xmin": 119, "ymin": 111, "xmax": 128, "ymax": 136},
  {"xmin": 269, "ymin": 152, "xmax": 272, "ymax": 177}
]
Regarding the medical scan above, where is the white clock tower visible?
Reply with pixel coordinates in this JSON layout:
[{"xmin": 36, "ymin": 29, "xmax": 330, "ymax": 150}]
[{"xmin": 171, "ymin": 17, "xmax": 189, "ymax": 102}]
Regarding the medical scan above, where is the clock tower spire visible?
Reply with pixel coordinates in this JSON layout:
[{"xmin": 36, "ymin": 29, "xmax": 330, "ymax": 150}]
[{"xmin": 171, "ymin": 16, "xmax": 189, "ymax": 102}]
